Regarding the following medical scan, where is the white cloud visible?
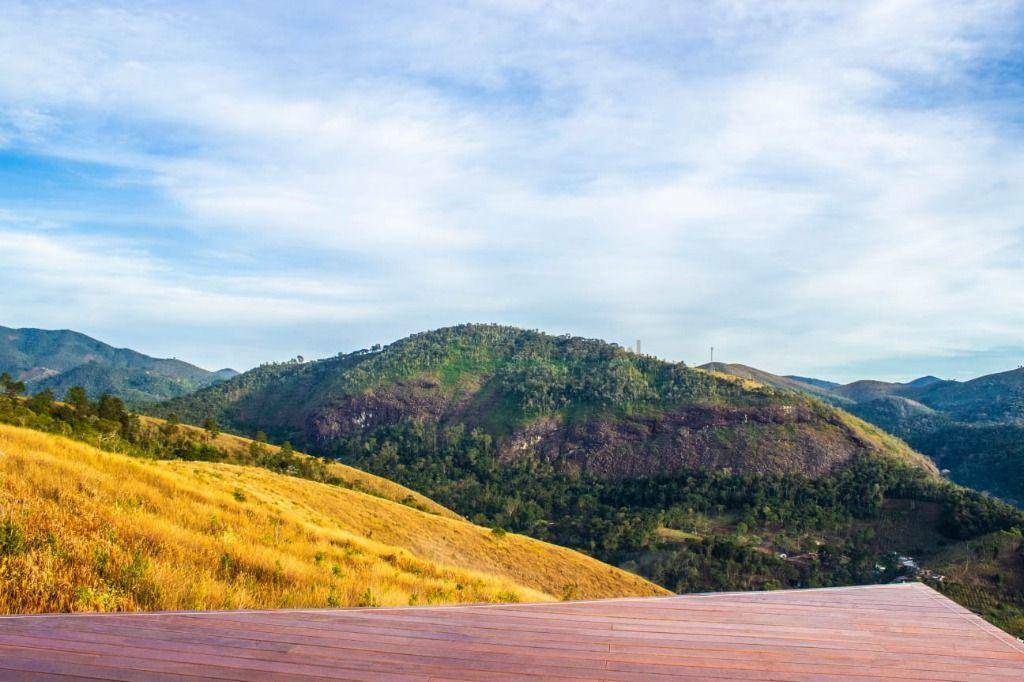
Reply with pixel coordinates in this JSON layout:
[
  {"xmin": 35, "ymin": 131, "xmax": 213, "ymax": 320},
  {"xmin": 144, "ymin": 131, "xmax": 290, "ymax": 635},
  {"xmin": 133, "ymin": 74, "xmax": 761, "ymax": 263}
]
[
  {"xmin": 0, "ymin": 1, "xmax": 1021, "ymax": 378},
  {"xmin": 0, "ymin": 223, "xmax": 391, "ymax": 365}
]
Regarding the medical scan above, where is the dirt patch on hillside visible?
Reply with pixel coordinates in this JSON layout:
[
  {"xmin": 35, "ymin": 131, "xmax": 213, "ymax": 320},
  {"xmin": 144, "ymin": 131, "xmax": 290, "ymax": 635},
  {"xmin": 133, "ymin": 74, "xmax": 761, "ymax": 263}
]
[
  {"xmin": 305, "ymin": 380, "xmax": 453, "ymax": 445},
  {"xmin": 499, "ymin": 404, "xmax": 871, "ymax": 478}
]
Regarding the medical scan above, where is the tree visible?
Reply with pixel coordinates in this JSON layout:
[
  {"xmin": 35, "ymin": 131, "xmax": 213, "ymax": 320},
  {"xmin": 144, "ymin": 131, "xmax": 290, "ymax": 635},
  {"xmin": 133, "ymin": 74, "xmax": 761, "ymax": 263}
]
[
  {"xmin": 65, "ymin": 386, "xmax": 91, "ymax": 415},
  {"xmin": 97, "ymin": 394, "xmax": 126, "ymax": 422},
  {"xmin": 26, "ymin": 389, "xmax": 54, "ymax": 413},
  {"xmin": 161, "ymin": 413, "xmax": 180, "ymax": 438},
  {"xmin": 1, "ymin": 373, "xmax": 25, "ymax": 400},
  {"xmin": 203, "ymin": 417, "xmax": 220, "ymax": 439}
]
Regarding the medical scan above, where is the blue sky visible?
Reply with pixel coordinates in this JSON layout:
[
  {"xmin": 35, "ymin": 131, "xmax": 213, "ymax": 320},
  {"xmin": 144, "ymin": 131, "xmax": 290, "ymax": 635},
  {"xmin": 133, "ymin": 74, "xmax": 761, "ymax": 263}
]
[{"xmin": 2, "ymin": 1, "xmax": 1023, "ymax": 382}]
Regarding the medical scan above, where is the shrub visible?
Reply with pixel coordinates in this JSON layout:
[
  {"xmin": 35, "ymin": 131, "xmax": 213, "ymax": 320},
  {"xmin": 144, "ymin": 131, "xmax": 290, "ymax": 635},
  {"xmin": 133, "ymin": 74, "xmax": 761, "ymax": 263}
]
[{"xmin": 0, "ymin": 520, "xmax": 26, "ymax": 556}]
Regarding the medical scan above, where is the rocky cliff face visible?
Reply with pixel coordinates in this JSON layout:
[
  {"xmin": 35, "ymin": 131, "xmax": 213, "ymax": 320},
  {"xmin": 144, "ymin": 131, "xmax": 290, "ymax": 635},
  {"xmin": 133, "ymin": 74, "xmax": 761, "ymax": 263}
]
[
  {"xmin": 306, "ymin": 380, "xmax": 453, "ymax": 446},
  {"xmin": 494, "ymin": 404, "xmax": 878, "ymax": 478},
  {"xmin": 300, "ymin": 374, "xmax": 923, "ymax": 480}
]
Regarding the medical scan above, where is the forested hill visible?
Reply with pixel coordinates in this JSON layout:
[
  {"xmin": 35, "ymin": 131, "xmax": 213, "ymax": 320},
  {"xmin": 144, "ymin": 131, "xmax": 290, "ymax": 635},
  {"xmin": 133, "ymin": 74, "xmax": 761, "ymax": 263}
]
[
  {"xmin": 154, "ymin": 323, "xmax": 934, "ymax": 479},
  {"xmin": 152, "ymin": 325, "xmax": 1024, "ymax": 636},
  {"xmin": 0, "ymin": 325, "xmax": 237, "ymax": 403}
]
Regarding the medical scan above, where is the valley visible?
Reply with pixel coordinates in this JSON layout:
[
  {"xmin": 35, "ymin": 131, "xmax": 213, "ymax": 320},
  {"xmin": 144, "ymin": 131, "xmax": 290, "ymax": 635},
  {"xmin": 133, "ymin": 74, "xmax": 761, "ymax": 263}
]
[{"xmin": 2, "ymin": 324, "xmax": 1022, "ymax": 636}]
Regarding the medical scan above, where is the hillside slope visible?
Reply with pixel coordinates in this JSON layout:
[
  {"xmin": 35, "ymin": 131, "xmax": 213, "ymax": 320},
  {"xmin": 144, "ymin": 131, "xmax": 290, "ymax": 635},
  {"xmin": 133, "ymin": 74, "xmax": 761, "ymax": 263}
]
[
  {"xmin": 157, "ymin": 324, "xmax": 935, "ymax": 479},
  {"xmin": 915, "ymin": 367, "xmax": 1024, "ymax": 422},
  {"xmin": 699, "ymin": 361, "xmax": 1024, "ymax": 506},
  {"xmin": 136, "ymin": 415, "xmax": 457, "ymax": 519},
  {"xmin": 0, "ymin": 326, "xmax": 236, "ymax": 403},
  {"xmin": 699, "ymin": 362, "xmax": 850, "ymax": 404},
  {"xmin": 0, "ymin": 424, "xmax": 665, "ymax": 614}
]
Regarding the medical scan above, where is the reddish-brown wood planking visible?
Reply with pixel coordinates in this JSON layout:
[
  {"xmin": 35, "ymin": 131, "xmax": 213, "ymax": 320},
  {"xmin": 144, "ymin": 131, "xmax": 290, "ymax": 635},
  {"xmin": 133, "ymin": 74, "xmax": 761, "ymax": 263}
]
[{"xmin": 0, "ymin": 583, "xmax": 1021, "ymax": 680}]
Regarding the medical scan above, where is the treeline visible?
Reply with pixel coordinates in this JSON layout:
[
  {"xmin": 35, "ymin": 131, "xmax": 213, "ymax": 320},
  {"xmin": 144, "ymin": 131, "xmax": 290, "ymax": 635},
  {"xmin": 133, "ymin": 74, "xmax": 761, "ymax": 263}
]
[
  {"xmin": 335, "ymin": 417, "xmax": 1024, "ymax": 593},
  {"xmin": 0, "ymin": 374, "xmax": 339, "ymax": 487}
]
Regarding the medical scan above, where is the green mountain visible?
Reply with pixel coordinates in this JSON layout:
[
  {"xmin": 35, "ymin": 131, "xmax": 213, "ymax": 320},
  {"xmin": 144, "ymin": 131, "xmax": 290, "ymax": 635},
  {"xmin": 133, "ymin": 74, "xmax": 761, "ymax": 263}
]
[
  {"xmin": 0, "ymin": 326, "xmax": 237, "ymax": 403},
  {"xmin": 915, "ymin": 368, "xmax": 1024, "ymax": 422},
  {"xmin": 703, "ymin": 362, "xmax": 1024, "ymax": 507},
  {"xmin": 158, "ymin": 325, "xmax": 933, "ymax": 479},
  {"xmin": 150, "ymin": 325, "xmax": 1024, "ymax": 636}
]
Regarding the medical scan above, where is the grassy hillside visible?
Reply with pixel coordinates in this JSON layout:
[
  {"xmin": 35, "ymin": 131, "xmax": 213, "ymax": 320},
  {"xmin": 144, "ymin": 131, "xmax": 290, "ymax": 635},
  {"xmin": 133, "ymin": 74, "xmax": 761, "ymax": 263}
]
[
  {"xmin": 0, "ymin": 325, "xmax": 235, "ymax": 403},
  {"xmin": 926, "ymin": 530, "xmax": 1024, "ymax": 636},
  {"xmin": 698, "ymin": 362, "xmax": 850, "ymax": 404},
  {"xmin": 0, "ymin": 424, "xmax": 665, "ymax": 614},
  {"xmin": 136, "ymin": 415, "xmax": 457, "ymax": 518},
  {"xmin": 0, "ymin": 383, "xmax": 454, "ymax": 519}
]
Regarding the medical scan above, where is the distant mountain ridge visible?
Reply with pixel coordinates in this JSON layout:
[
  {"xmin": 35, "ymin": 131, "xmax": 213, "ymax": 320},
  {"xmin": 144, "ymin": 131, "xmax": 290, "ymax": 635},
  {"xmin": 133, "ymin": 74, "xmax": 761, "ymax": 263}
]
[
  {"xmin": 785, "ymin": 375, "xmax": 841, "ymax": 391},
  {"xmin": 699, "ymin": 363, "xmax": 852, "ymax": 404},
  {"xmin": 0, "ymin": 325, "xmax": 237, "ymax": 403}
]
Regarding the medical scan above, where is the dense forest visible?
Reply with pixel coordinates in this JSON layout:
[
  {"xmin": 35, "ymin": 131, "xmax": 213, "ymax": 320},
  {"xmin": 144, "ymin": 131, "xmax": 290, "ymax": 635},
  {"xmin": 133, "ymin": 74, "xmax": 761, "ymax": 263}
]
[{"xmin": 909, "ymin": 423, "xmax": 1024, "ymax": 506}]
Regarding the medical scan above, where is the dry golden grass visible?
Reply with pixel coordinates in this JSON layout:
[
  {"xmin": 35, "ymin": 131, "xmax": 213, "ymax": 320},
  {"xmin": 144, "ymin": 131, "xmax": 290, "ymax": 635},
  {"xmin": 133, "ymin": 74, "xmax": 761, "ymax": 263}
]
[
  {"xmin": 832, "ymin": 410, "xmax": 939, "ymax": 475},
  {"xmin": 693, "ymin": 367, "xmax": 767, "ymax": 392},
  {"xmin": 0, "ymin": 424, "xmax": 665, "ymax": 614},
  {"xmin": 136, "ymin": 415, "xmax": 458, "ymax": 518}
]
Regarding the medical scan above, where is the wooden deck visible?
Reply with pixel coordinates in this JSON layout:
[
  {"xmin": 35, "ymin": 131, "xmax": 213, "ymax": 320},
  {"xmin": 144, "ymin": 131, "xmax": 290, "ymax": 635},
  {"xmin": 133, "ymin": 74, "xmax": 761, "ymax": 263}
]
[{"xmin": 0, "ymin": 583, "xmax": 1021, "ymax": 680}]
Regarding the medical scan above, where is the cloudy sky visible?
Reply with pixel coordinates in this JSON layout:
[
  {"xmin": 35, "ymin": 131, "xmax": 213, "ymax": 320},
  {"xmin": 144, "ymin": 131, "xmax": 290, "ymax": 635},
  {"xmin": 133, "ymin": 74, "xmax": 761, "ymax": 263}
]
[{"xmin": 1, "ymin": 1, "xmax": 1022, "ymax": 382}]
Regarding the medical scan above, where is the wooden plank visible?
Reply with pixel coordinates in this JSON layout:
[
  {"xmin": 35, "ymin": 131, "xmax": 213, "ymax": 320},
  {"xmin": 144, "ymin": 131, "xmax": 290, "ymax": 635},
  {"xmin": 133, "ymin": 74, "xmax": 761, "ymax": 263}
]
[{"xmin": 28, "ymin": 617, "xmax": 1022, "ymax": 680}]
